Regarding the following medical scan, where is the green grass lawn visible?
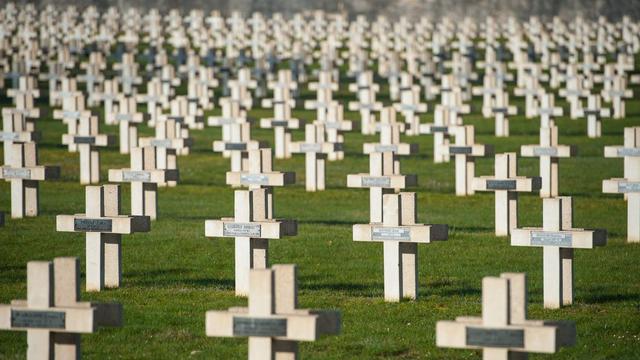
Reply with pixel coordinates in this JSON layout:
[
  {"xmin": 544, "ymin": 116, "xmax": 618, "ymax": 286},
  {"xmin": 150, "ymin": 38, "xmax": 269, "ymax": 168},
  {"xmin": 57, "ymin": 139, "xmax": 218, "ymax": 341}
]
[{"xmin": 1, "ymin": 70, "xmax": 640, "ymax": 359}]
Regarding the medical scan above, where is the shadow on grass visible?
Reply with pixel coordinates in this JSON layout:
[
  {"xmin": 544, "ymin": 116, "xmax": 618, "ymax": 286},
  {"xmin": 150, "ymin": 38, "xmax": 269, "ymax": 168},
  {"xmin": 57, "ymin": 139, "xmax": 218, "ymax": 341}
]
[
  {"xmin": 125, "ymin": 268, "xmax": 234, "ymax": 290},
  {"xmin": 580, "ymin": 288, "xmax": 640, "ymax": 305}
]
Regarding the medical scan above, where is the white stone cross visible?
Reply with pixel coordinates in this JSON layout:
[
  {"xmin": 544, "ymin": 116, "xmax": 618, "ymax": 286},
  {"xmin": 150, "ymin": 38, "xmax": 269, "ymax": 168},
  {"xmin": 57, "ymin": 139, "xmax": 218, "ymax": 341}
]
[
  {"xmin": 353, "ymin": 192, "xmax": 447, "ymax": 301},
  {"xmin": 260, "ymin": 91, "xmax": 302, "ymax": 159},
  {"xmin": 90, "ymin": 79, "xmax": 121, "ymax": 125},
  {"xmin": 511, "ymin": 197, "xmax": 606, "ymax": 308},
  {"xmin": 485, "ymin": 90, "xmax": 517, "ymax": 137},
  {"xmin": 1, "ymin": 111, "xmax": 39, "ymax": 164},
  {"xmin": 601, "ymin": 77, "xmax": 633, "ymax": 119},
  {"xmin": 473, "ymin": 153, "xmax": 541, "ymax": 236},
  {"xmin": 61, "ymin": 115, "xmax": 114, "ymax": 184},
  {"xmin": 444, "ymin": 125, "xmax": 493, "ymax": 196},
  {"xmin": 535, "ymin": 93, "xmax": 563, "ymax": 128},
  {"xmin": 315, "ymin": 103, "xmax": 352, "ymax": 161},
  {"xmin": 347, "ymin": 151, "xmax": 417, "ymax": 223},
  {"xmin": 393, "ymin": 79, "xmax": 428, "ymax": 136},
  {"xmin": 0, "ymin": 257, "xmax": 123, "ymax": 359},
  {"xmin": 290, "ymin": 123, "xmax": 341, "ymax": 191},
  {"xmin": 205, "ymin": 188, "xmax": 297, "ymax": 296},
  {"xmin": 364, "ymin": 107, "xmax": 418, "ymax": 172},
  {"xmin": 206, "ymin": 265, "xmax": 340, "ymax": 359},
  {"xmin": 437, "ymin": 273, "xmax": 576, "ymax": 358},
  {"xmin": 213, "ymin": 122, "xmax": 266, "ymax": 173},
  {"xmin": 348, "ymin": 71, "xmax": 382, "ymax": 135},
  {"xmin": 418, "ymin": 105, "xmax": 456, "ymax": 164},
  {"xmin": 577, "ymin": 94, "xmax": 610, "ymax": 138},
  {"xmin": 0, "ymin": 142, "xmax": 60, "ymax": 218},
  {"xmin": 521, "ymin": 126, "xmax": 576, "ymax": 198},
  {"xmin": 138, "ymin": 118, "xmax": 192, "ymax": 187},
  {"xmin": 108, "ymin": 146, "xmax": 179, "ymax": 220},
  {"xmin": 107, "ymin": 96, "xmax": 145, "ymax": 154},
  {"xmin": 56, "ymin": 185, "xmax": 150, "ymax": 291},
  {"xmin": 603, "ymin": 127, "xmax": 640, "ymax": 242}
]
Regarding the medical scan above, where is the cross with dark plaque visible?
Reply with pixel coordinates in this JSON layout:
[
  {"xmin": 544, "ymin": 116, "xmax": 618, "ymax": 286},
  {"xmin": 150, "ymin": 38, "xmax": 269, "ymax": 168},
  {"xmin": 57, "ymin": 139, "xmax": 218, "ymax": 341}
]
[
  {"xmin": 437, "ymin": 273, "xmax": 576, "ymax": 359},
  {"xmin": 603, "ymin": 127, "xmax": 640, "ymax": 242},
  {"xmin": 259, "ymin": 87, "xmax": 301, "ymax": 159},
  {"xmin": 52, "ymin": 94, "xmax": 93, "ymax": 153},
  {"xmin": 0, "ymin": 142, "xmax": 60, "ymax": 218},
  {"xmin": 106, "ymin": 95, "xmax": 145, "ymax": 154},
  {"xmin": 364, "ymin": 107, "xmax": 418, "ymax": 173},
  {"xmin": 206, "ymin": 265, "xmax": 340, "ymax": 359},
  {"xmin": 347, "ymin": 151, "xmax": 417, "ymax": 223},
  {"xmin": 535, "ymin": 93, "xmax": 563, "ymax": 128},
  {"xmin": 139, "ymin": 118, "xmax": 193, "ymax": 187},
  {"xmin": 1, "ymin": 111, "xmax": 39, "ymax": 164},
  {"xmin": 418, "ymin": 105, "xmax": 457, "ymax": 163},
  {"xmin": 213, "ymin": 122, "xmax": 267, "ymax": 173},
  {"xmin": 473, "ymin": 153, "xmax": 541, "ymax": 236},
  {"xmin": 347, "ymin": 71, "xmax": 382, "ymax": 135},
  {"xmin": 521, "ymin": 126, "xmax": 576, "ymax": 198},
  {"xmin": 353, "ymin": 193, "xmax": 447, "ymax": 302},
  {"xmin": 0, "ymin": 257, "xmax": 122, "ymax": 360},
  {"xmin": 392, "ymin": 81, "xmax": 428, "ymax": 136},
  {"xmin": 315, "ymin": 103, "xmax": 352, "ymax": 161},
  {"xmin": 57, "ymin": 185, "xmax": 150, "ymax": 291},
  {"xmin": 109, "ymin": 146, "xmax": 179, "ymax": 220},
  {"xmin": 205, "ymin": 189, "xmax": 296, "ymax": 296},
  {"xmin": 577, "ymin": 94, "xmax": 610, "ymax": 138},
  {"xmin": 511, "ymin": 197, "xmax": 606, "ymax": 308},
  {"xmin": 290, "ymin": 123, "xmax": 341, "ymax": 192},
  {"xmin": 444, "ymin": 125, "xmax": 493, "ymax": 196},
  {"xmin": 62, "ymin": 115, "xmax": 114, "ymax": 184},
  {"xmin": 208, "ymin": 100, "xmax": 249, "ymax": 156}
]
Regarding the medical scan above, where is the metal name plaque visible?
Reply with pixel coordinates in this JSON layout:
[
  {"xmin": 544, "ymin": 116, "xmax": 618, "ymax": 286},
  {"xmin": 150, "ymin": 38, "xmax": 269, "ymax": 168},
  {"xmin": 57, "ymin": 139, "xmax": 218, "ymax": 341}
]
[
  {"xmin": 449, "ymin": 147, "xmax": 472, "ymax": 154},
  {"xmin": 62, "ymin": 111, "xmax": 81, "ymax": 118},
  {"xmin": 11, "ymin": 310, "xmax": 66, "ymax": 329},
  {"xmin": 0, "ymin": 132, "xmax": 19, "ymax": 141},
  {"xmin": 374, "ymin": 145, "xmax": 398, "ymax": 152},
  {"xmin": 123, "ymin": 171, "xmax": 151, "ymax": 182},
  {"xmin": 618, "ymin": 182, "xmax": 640, "ymax": 193},
  {"xmin": 466, "ymin": 327, "xmax": 524, "ymax": 348},
  {"xmin": 225, "ymin": 143, "xmax": 247, "ymax": 151},
  {"xmin": 531, "ymin": 231, "xmax": 572, "ymax": 247},
  {"xmin": 486, "ymin": 180, "xmax": 517, "ymax": 190},
  {"xmin": 73, "ymin": 136, "xmax": 96, "ymax": 144},
  {"xmin": 223, "ymin": 223, "xmax": 261, "ymax": 237},
  {"xmin": 492, "ymin": 107, "xmax": 508, "ymax": 113},
  {"xmin": 361, "ymin": 176, "xmax": 391, "ymax": 187},
  {"xmin": 533, "ymin": 147, "xmax": 558, "ymax": 156},
  {"xmin": 3, "ymin": 168, "xmax": 31, "ymax": 179},
  {"xmin": 240, "ymin": 174, "xmax": 269, "ymax": 185},
  {"xmin": 271, "ymin": 120, "xmax": 289, "ymax": 127},
  {"xmin": 618, "ymin": 148, "xmax": 640, "ymax": 157},
  {"xmin": 151, "ymin": 139, "xmax": 172, "ymax": 148},
  {"xmin": 74, "ymin": 218, "xmax": 112, "ymax": 232},
  {"xmin": 372, "ymin": 227, "xmax": 411, "ymax": 241},
  {"xmin": 233, "ymin": 317, "xmax": 287, "ymax": 337},
  {"xmin": 430, "ymin": 126, "xmax": 449, "ymax": 133},
  {"xmin": 300, "ymin": 143, "xmax": 322, "ymax": 152},
  {"xmin": 115, "ymin": 114, "xmax": 133, "ymax": 122}
]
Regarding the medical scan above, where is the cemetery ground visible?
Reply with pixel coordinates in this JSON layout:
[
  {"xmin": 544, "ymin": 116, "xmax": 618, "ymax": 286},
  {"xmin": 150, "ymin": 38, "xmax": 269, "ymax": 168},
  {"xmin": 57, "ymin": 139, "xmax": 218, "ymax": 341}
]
[{"xmin": 1, "ymin": 74, "xmax": 640, "ymax": 359}]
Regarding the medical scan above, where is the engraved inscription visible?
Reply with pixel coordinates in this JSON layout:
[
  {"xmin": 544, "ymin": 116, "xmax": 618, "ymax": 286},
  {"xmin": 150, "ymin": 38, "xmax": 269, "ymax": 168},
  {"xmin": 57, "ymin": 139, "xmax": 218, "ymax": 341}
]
[
  {"xmin": 123, "ymin": 171, "xmax": 151, "ymax": 182},
  {"xmin": 223, "ymin": 223, "xmax": 261, "ymax": 237},
  {"xmin": 11, "ymin": 310, "xmax": 66, "ymax": 329},
  {"xmin": 531, "ymin": 231, "xmax": 572, "ymax": 247},
  {"xmin": 486, "ymin": 180, "xmax": 517, "ymax": 190},
  {"xmin": 372, "ymin": 227, "xmax": 411, "ymax": 241},
  {"xmin": 374, "ymin": 144, "xmax": 398, "ymax": 152},
  {"xmin": 430, "ymin": 126, "xmax": 449, "ymax": 133},
  {"xmin": 115, "ymin": 114, "xmax": 133, "ymax": 122},
  {"xmin": 533, "ymin": 147, "xmax": 558, "ymax": 156},
  {"xmin": 2, "ymin": 168, "xmax": 31, "ymax": 179},
  {"xmin": 449, "ymin": 146, "xmax": 472, "ymax": 154},
  {"xmin": 151, "ymin": 139, "xmax": 172, "ymax": 148},
  {"xmin": 73, "ymin": 136, "xmax": 96, "ymax": 144},
  {"xmin": 233, "ymin": 317, "xmax": 287, "ymax": 337},
  {"xmin": 300, "ymin": 143, "xmax": 322, "ymax": 152},
  {"xmin": 74, "ymin": 218, "xmax": 112, "ymax": 232},
  {"xmin": 240, "ymin": 174, "xmax": 269, "ymax": 185},
  {"xmin": 618, "ymin": 182, "xmax": 640, "ymax": 193},
  {"xmin": 0, "ymin": 132, "xmax": 19, "ymax": 141},
  {"xmin": 361, "ymin": 176, "xmax": 391, "ymax": 187},
  {"xmin": 225, "ymin": 143, "xmax": 247, "ymax": 151},
  {"xmin": 466, "ymin": 327, "xmax": 524, "ymax": 348},
  {"xmin": 618, "ymin": 148, "xmax": 640, "ymax": 157}
]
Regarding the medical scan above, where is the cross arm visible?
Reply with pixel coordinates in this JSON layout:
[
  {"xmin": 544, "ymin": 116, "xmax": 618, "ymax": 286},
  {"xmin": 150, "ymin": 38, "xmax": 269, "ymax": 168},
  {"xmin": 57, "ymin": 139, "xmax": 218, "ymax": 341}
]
[
  {"xmin": 363, "ymin": 143, "xmax": 419, "ymax": 155},
  {"xmin": 604, "ymin": 146, "xmax": 640, "ymax": 158},
  {"xmin": 0, "ymin": 304, "xmax": 97, "ymax": 333},
  {"xmin": 353, "ymin": 223, "xmax": 448, "ymax": 243},
  {"xmin": 444, "ymin": 144, "xmax": 493, "ymax": 157},
  {"xmin": 205, "ymin": 311, "xmax": 334, "ymax": 341},
  {"xmin": 207, "ymin": 116, "xmax": 247, "ymax": 127},
  {"xmin": 0, "ymin": 166, "xmax": 60, "ymax": 181},
  {"xmin": 261, "ymin": 98, "xmax": 296, "ymax": 108},
  {"xmin": 205, "ymin": 218, "xmax": 297, "ymax": 239},
  {"xmin": 108, "ymin": 168, "xmax": 179, "ymax": 183},
  {"xmin": 227, "ymin": 171, "xmax": 296, "ymax": 187},
  {"xmin": 290, "ymin": 142, "xmax": 343, "ymax": 154},
  {"xmin": 603, "ymin": 178, "xmax": 640, "ymax": 194},
  {"xmin": 139, "ymin": 137, "xmax": 194, "ymax": 149},
  {"xmin": 213, "ymin": 140, "xmax": 267, "ymax": 152},
  {"xmin": 511, "ymin": 228, "xmax": 607, "ymax": 249},
  {"xmin": 62, "ymin": 134, "xmax": 114, "ymax": 147},
  {"xmin": 0, "ymin": 131, "xmax": 40, "ymax": 142},
  {"xmin": 53, "ymin": 109, "xmax": 92, "ymax": 121},
  {"xmin": 520, "ymin": 145, "xmax": 576, "ymax": 158},
  {"xmin": 436, "ymin": 318, "xmax": 570, "ymax": 354},
  {"xmin": 316, "ymin": 120, "xmax": 353, "ymax": 132},
  {"xmin": 473, "ymin": 176, "xmax": 541, "ymax": 192},
  {"xmin": 260, "ymin": 118, "xmax": 302, "ymax": 129},
  {"xmin": 347, "ymin": 173, "xmax": 417, "ymax": 189},
  {"xmin": 418, "ymin": 123, "xmax": 454, "ymax": 135},
  {"xmin": 57, "ymin": 214, "xmax": 151, "ymax": 234}
]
